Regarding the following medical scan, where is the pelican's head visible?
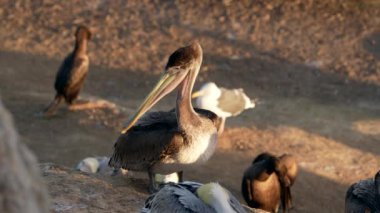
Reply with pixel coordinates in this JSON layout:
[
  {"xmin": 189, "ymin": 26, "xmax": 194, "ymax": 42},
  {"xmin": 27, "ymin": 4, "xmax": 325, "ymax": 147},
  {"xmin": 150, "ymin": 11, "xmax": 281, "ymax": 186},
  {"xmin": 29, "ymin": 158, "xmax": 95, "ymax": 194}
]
[
  {"xmin": 196, "ymin": 183, "xmax": 235, "ymax": 212},
  {"xmin": 121, "ymin": 42, "xmax": 203, "ymax": 133}
]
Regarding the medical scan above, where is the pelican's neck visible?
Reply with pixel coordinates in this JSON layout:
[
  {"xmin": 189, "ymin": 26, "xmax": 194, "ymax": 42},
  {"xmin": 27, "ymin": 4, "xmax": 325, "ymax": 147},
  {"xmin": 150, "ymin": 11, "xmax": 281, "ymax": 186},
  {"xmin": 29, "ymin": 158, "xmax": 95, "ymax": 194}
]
[
  {"xmin": 74, "ymin": 38, "xmax": 88, "ymax": 56},
  {"xmin": 176, "ymin": 68, "xmax": 200, "ymax": 131}
]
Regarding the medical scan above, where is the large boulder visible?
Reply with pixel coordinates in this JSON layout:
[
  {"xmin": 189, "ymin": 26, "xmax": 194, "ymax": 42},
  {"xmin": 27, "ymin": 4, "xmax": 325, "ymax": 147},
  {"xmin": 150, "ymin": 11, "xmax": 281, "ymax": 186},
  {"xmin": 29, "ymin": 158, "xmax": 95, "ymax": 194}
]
[
  {"xmin": 41, "ymin": 163, "xmax": 147, "ymax": 213},
  {"xmin": 0, "ymin": 99, "xmax": 49, "ymax": 213}
]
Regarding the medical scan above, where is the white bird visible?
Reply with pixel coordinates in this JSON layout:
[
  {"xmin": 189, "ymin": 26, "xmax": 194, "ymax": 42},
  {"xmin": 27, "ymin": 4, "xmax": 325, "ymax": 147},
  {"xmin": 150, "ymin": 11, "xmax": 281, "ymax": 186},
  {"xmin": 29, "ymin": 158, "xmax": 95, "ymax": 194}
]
[
  {"xmin": 141, "ymin": 181, "xmax": 251, "ymax": 213},
  {"xmin": 75, "ymin": 156, "xmax": 126, "ymax": 175},
  {"xmin": 192, "ymin": 82, "xmax": 256, "ymax": 133}
]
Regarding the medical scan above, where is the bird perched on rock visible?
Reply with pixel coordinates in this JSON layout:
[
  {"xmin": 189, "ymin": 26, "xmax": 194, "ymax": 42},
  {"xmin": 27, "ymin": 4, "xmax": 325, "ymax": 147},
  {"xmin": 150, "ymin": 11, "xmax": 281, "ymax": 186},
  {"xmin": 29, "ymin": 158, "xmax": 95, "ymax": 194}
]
[
  {"xmin": 75, "ymin": 156, "xmax": 127, "ymax": 175},
  {"xmin": 241, "ymin": 153, "xmax": 298, "ymax": 213},
  {"xmin": 44, "ymin": 25, "xmax": 92, "ymax": 116},
  {"xmin": 345, "ymin": 171, "xmax": 380, "ymax": 213},
  {"xmin": 109, "ymin": 42, "xmax": 220, "ymax": 192},
  {"xmin": 141, "ymin": 181, "xmax": 250, "ymax": 213},
  {"xmin": 192, "ymin": 82, "xmax": 256, "ymax": 134}
]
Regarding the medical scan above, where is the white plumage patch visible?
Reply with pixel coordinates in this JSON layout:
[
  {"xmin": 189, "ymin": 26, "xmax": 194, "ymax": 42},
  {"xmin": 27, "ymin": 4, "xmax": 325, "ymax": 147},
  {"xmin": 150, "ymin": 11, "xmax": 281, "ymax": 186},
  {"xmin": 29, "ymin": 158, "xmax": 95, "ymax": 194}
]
[
  {"xmin": 153, "ymin": 127, "xmax": 218, "ymax": 174},
  {"xmin": 177, "ymin": 130, "xmax": 218, "ymax": 164}
]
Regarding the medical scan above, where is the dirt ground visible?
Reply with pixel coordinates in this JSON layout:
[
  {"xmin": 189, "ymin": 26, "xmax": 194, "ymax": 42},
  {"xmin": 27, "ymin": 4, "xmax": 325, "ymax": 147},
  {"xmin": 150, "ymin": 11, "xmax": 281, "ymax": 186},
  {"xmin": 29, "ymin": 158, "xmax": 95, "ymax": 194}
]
[{"xmin": 0, "ymin": 1, "xmax": 380, "ymax": 212}]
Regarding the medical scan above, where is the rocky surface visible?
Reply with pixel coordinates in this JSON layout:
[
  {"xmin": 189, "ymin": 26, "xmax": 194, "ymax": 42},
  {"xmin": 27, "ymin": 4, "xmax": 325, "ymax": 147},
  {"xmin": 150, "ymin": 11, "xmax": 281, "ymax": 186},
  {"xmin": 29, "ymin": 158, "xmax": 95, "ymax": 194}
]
[
  {"xmin": 41, "ymin": 164, "xmax": 266, "ymax": 213},
  {"xmin": 0, "ymin": 0, "xmax": 380, "ymax": 85},
  {"xmin": 41, "ymin": 164, "xmax": 147, "ymax": 213},
  {"xmin": 0, "ymin": 1, "xmax": 379, "ymax": 212},
  {"xmin": 0, "ymin": 99, "xmax": 49, "ymax": 213}
]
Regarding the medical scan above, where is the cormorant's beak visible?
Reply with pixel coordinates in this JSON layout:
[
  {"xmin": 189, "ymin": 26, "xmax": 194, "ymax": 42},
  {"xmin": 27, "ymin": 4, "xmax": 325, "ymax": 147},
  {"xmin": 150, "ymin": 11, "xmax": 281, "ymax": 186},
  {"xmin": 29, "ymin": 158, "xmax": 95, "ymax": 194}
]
[
  {"xmin": 191, "ymin": 90, "xmax": 204, "ymax": 98},
  {"xmin": 121, "ymin": 69, "xmax": 188, "ymax": 134}
]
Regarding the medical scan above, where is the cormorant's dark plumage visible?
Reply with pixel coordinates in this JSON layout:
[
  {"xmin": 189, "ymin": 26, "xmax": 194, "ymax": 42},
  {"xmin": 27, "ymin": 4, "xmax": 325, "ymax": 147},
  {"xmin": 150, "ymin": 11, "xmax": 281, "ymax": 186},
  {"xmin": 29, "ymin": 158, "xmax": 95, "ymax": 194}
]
[
  {"xmin": 44, "ymin": 25, "xmax": 92, "ymax": 115},
  {"xmin": 241, "ymin": 152, "xmax": 296, "ymax": 213}
]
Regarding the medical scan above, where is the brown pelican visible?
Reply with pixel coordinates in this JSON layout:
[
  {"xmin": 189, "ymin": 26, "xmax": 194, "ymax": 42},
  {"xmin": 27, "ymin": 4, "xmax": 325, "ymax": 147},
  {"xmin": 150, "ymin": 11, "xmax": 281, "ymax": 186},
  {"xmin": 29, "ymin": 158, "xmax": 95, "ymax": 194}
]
[
  {"xmin": 241, "ymin": 153, "xmax": 297, "ymax": 213},
  {"xmin": 109, "ymin": 42, "xmax": 219, "ymax": 192},
  {"xmin": 192, "ymin": 82, "xmax": 256, "ymax": 133},
  {"xmin": 345, "ymin": 171, "xmax": 380, "ymax": 213},
  {"xmin": 44, "ymin": 25, "xmax": 92, "ymax": 116},
  {"xmin": 141, "ymin": 181, "xmax": 250, "ymax": 213}
]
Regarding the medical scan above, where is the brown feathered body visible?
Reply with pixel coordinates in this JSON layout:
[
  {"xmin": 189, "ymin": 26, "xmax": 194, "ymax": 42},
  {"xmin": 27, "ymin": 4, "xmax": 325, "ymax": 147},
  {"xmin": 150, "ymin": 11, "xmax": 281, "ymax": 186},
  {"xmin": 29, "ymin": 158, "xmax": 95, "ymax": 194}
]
[
  {"xmin": 44, "ymin": 26, "xmax": 91, "ymax": 115},
  {"xmin": 109, "ymin": 42, "xmax": 219, "ymax": 192},
  {"xmin": 55, "ymin": 26, "xmax": 91, "ymax": 103},
  {"xmin": 279, "ymin": 154, "xmax": 298, "ymax": 186},
  {"xmin": 242, "ymin": 153, "xmax": 297, "ymax": 213},
  {"xmin": 109, "ymin": 108, "xmax": 219, "ymax": 174}
]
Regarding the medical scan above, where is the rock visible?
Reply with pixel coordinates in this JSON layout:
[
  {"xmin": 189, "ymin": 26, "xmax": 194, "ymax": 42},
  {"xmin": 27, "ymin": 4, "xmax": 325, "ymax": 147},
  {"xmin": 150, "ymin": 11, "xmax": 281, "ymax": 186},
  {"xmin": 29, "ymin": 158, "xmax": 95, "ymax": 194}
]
[
  {"xmin": 41, "ymin": 164, "xmax": 266, "ymax": 212},
  {"xmin": 41, "ymin": 163, "xmax": 146, "ymax": 213},
  {"xmin": 0, "ymin": 99, "xmax": 265, "ymax": 213},
  {"xmin": 0, "ymin": 99, "xmax": 49, "ymax": 213}
]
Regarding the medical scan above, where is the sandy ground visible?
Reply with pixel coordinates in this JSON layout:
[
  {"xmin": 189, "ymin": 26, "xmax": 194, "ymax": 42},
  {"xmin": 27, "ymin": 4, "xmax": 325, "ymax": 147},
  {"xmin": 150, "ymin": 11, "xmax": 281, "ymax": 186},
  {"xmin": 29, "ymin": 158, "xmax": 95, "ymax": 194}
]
[
  {"xmin": 0, "ymin": 49, "xmax": 379, "ymax": 212},
  {"xmin": 0, "ymin": 1, "xmax": 380, "ymax": 212}
]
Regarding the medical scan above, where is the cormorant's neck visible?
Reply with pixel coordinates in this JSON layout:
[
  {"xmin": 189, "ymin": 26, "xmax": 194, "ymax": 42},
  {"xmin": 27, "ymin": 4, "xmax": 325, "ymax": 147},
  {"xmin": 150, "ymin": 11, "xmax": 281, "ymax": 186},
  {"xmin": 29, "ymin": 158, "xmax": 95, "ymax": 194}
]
[
  {"xmin": 74, "ymin": 38, "xmax": 88, "ymax": 56},
  {"xmin": 176, "ymin": 70, "xmax": 199, "ymax": 131}
]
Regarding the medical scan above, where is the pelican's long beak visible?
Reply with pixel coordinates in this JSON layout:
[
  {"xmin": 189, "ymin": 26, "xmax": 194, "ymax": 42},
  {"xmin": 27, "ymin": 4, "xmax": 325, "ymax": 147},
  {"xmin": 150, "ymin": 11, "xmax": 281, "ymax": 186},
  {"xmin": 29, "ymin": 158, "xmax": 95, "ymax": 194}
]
[
  {"xmin": 121, "ymin": 70, "xmax": 187, "ymax": 134},
  {"xmin": 191, "ymin": 90, "xmax": 204, "ymax": 99}
]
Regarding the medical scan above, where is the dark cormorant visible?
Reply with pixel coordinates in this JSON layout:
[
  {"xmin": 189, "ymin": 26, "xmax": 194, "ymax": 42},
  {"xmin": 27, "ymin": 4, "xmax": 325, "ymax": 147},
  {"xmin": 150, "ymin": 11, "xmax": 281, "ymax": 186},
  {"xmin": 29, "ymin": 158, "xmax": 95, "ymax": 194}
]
[
  {"xmin": 241, "ymin": 153, "xmax": 297, "ymax": 213},
  {"xmin": 44, "ymin": 25, "xmax": 92, "ymax": 115}
]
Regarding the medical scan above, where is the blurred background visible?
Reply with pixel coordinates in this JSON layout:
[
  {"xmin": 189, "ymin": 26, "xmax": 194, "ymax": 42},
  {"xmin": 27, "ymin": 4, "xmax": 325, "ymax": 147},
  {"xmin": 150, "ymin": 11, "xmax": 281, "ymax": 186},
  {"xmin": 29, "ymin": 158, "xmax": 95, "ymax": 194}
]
[{"xmin": 0, "ymin": 0, "xmax": 379, "ymax": 212}]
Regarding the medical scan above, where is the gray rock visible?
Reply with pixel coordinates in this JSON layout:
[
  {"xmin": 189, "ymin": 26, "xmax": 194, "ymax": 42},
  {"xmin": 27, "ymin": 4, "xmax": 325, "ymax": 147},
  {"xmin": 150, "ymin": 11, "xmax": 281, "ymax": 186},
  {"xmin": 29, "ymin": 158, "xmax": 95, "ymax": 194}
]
[{"xmin": 0, "ymin": 99, "xmax": 49, "ymax": 213}]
